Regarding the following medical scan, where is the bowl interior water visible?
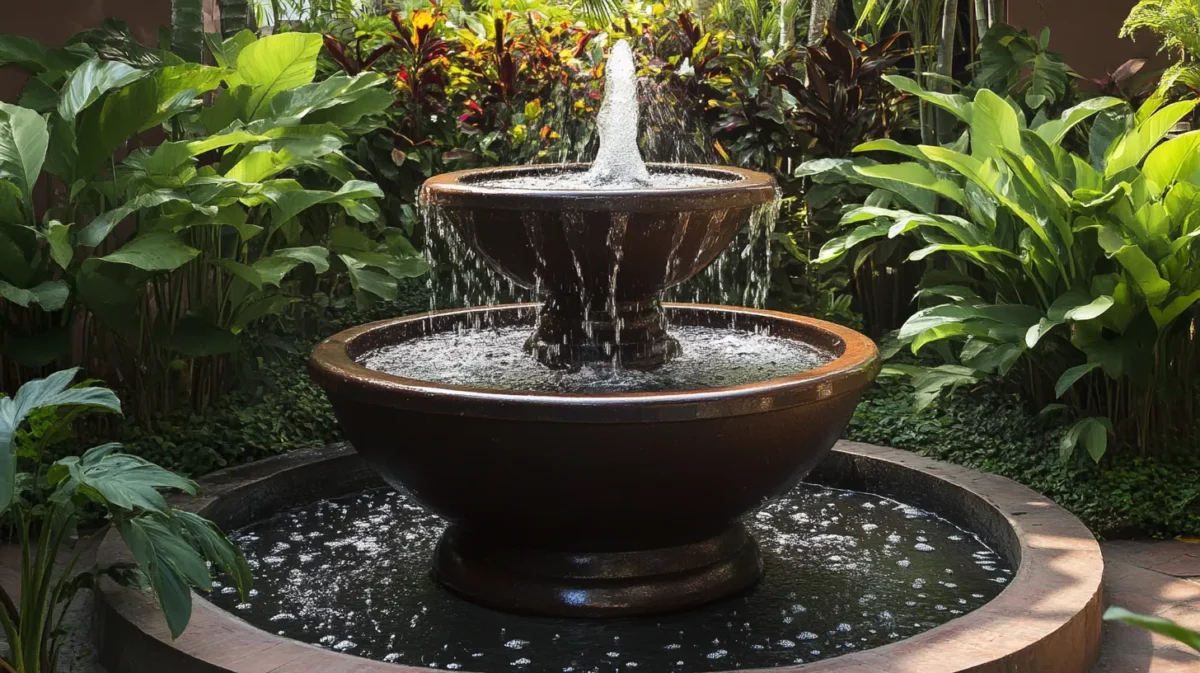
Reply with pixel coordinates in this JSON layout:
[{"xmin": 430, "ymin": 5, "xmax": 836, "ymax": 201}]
[{"xmin": 357, "ymin": 323, "xmax": 834, "ymax": 393}]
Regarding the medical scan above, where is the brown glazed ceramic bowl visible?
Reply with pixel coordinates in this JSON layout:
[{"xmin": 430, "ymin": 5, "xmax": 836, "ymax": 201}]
[
  {"xmin": 420, "ymin": 164, "xmax": 777, "ymax": 369},
  {"xmin": 310, "ymin": 303, "xmax": 879, "ymax": 618}
]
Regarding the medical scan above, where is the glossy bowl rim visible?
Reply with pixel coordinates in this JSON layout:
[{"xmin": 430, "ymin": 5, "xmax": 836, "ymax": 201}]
[
  {"xmin": 420, "ymin": 163, "xmax": 778, "ymax": 212},
  {"xmin": 308, "ymin": 303, "xmax": 880, "ymax": 423}
]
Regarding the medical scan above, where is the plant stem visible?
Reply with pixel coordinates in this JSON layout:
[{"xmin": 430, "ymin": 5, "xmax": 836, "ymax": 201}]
[
  {"xmin": 936, "ymin": 0, "xmax": 959, "ymax": 143},
  {"xmin": 0, "ymin": 582, "xmax": 19, "ymax": 629}
]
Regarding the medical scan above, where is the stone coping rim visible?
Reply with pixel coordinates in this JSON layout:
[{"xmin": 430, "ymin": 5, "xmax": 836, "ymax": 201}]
[{"xmin": 96, "ymin": 441, "xmax": 1103, "ymax": 673}]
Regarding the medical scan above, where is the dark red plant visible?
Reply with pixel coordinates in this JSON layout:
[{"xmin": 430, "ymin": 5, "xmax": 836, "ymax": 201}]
[
  {"xmin": 323, "ymin": 33, "xmax": 394, "ymax": 76},
  {"xmin": 1084, "ymin": 58, "xmax": 1158, "ymax": 105},
  {"xmin": 788, "ymin": 24, "xmax": 911, "ymax": 158}
]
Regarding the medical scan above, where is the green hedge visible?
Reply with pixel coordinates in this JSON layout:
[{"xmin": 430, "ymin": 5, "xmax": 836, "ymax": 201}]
[{"xmin": 847, "ymin": 380, "xmax": 1200, "ymax": 538}]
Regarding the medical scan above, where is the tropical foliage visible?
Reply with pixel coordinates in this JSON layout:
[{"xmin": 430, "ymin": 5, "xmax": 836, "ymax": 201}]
[
  {"xmin": 1121, "ymin": 0, "xmax": 1200, "ymax": 104},
  {"xmin": 0, "ymin": 370, "xmax": 249, "ymax": 673},
  {"xmin": 806, "ymin": 76, "xmax": 1200, "ymax": 458},
  {"xmin": 0, "ymin": 27, "xmax": 426, "ymax": 422}
]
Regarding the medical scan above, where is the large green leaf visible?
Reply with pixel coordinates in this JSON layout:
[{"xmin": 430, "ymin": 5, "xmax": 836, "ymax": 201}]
[
  {"xmin": 1143, "ymin": 131, "xmax": 1200, "ymax": 197},
  {"xmin": 252, "ymin": 246, "xmax": 329, "ymax": 286},
  {"xmin": 98, "ymin": 232, "xmax": 199, "ymax": 272},
  {"xmin": 47, "ymin": 219, "xmax": 71, "ymax": 268},
  {"xmin": 853, "ymin": 163, "xmax": 966, "ymax": 207},
  {"xmin": 0, "ymin": 35, "xmax": 89, "ymax": 73},
  {"xmin": 0, "ymin": 279, "xmax": 69, "ymax": 311},
  {"xmin": 267, "ymin": 73, "xmax": 391, "ymax": 126},
  {"xmin": 1025, "ymin": 52, "xmax": 1069, "ymax": 110},
  {"xmin": 909, "ymin": 365, "xmax": 982, "ymax": 410},
  {"xmin": 1055, "ymin": 362, "xmax": 1101, "ymax": 398},
  {"xmin": 1150, "ymin": 290, "xmax": 1200, "ymax": 329},
  {"xmin": 263, "ymin": 180, "xmax": 384, "ymax": 223},
  {"xmin": 74, "ymin": 76, "xmax": 159, "ymax": 178},
  {"xmin": 970, "ymin": 89, "xmax": 1024, "ymax": 164},
  {"xmin": 230, "ymin": 33, "xmax": 323, "ymax": 119},
  {"xmin": 79, "ymin": 190, "xmax": 210, "ymax": 248},
  {"xmin": 51, "ymin": 443, "xmax": 196, "ymax": 514},
  {"xmin": 898, "ymin": 304, "xmax": 981, "ymax": 341},
  {"xmin": 0, "ymin": 103, "xmax": 49, "ymax": 207},
  {"xmin": 1034, "ymin": 97, "xmax": 1125, "ymax": 147},
  {"xmin": 340, "ymin": 253, "xmax": 397, "ymax": 300},
  {"xmin": 1089, "ymin": 108, "xmax": 1129, "ymax": 172},
  {"xmin": 75, "ymin": 65, "xmax": 224, "ymax": 178},
  {"xmin": 116, "ymin": 516, "xmax": 201, "ymax": 638},
  {"xmin": 58, "ymin": 58, "xmax": 146, "ymax": 122},
  {"xmin": 1106, "ymin": 244, "xmax": 1171, "ymax": 305},
  {"xmin": 172, "ymin": 509, "xmax": 251, "ymax": 599},
  {"xmin": 882, "ymin": 75, "xmax": 972, "ymax": 122},
  {"xmin": 1105, "ymin": 100, "xmax": 1200, "ymax": 178}
]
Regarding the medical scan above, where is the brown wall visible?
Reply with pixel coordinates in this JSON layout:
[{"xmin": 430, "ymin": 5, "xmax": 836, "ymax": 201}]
[
  {"xmin": 0, "ymin": 0, "xmax": 172, "ymax": 103},
  {"xmin": 1007, "ymin": 0, "xmax": 1164, "ymax": 80}
]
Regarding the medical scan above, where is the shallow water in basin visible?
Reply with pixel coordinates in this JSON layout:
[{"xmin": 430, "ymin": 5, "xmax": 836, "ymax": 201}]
[
  {"xmin": 357, "ymin": 325, "xmax": 834, "ymax": 393},
  {"xmin": 209, "ymin": 485, "xmax": 1011, "ymax": 671},
  {"xmin": 469, "ymin": 170, "xmax": 728, "ymax": 191}
]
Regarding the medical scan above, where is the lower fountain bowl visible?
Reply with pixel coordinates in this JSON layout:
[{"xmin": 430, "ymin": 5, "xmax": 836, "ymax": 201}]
[{"xmin": 308, "ymin": 303, "xmax": 880, "ymax": 617}]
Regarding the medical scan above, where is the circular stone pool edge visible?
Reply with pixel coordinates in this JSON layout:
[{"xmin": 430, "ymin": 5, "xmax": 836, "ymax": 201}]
[{"xmin": 95, "ymin": 441, "xmax": 1103, "ymax": 673}]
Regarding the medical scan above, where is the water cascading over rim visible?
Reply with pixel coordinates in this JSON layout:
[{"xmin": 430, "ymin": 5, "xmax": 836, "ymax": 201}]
[{"xmin": 419, "ymin": 41, "xmax": 778, "ymax": 370}]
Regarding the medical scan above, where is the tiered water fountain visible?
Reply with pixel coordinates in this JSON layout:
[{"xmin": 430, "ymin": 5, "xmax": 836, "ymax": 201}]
[
  {"xmin": 309, "ymin": 40, "xmax": 881, "ymax": 616},
  {"xmin": 163, "ymin": 40, "xmax": 1099, "ymax": 673}
]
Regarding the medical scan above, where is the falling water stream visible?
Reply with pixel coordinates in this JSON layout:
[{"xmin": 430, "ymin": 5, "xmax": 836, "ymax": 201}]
[{"xmin": 419, "ymin": 39, "xmax": 780, "ymax": 346}]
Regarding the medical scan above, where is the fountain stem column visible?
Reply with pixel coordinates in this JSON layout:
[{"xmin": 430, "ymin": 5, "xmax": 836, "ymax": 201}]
[{"xmin": 526, "ymin": 297, "xmax": 681, "ymax": 370}]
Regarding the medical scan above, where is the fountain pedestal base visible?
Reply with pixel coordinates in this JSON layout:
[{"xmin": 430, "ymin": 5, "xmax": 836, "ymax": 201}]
[
  {"xmin": 432, "ymin": 524, "xmax": 762, "ymax": 617},
  {"xmin": 525, "ymin": 299, "xmax": 682, "ymax": 371}
]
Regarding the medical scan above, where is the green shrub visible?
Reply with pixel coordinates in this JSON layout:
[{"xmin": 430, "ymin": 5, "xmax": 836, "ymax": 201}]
[
  {"xmin": 848, "ymin": 378, "xmax": 1200, "ymax": 538},
  {"xmin": 806, "ymin": 76, "xmax": 1200, "ymax": 458},
  {"xmin": 0, "ymin": 27, "xmax": 428, "ymax": 421}
]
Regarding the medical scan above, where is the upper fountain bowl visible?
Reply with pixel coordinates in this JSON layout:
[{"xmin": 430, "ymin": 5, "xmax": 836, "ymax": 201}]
[{"xmin": 421, "ymin": 163, "xmax": 777, "ymax": 369}]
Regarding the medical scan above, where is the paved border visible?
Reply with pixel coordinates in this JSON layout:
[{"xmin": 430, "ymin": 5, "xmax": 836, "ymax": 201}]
[{"xmin": 96, "ymin": 441, "xmax": 1104, "ymax": 673}]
